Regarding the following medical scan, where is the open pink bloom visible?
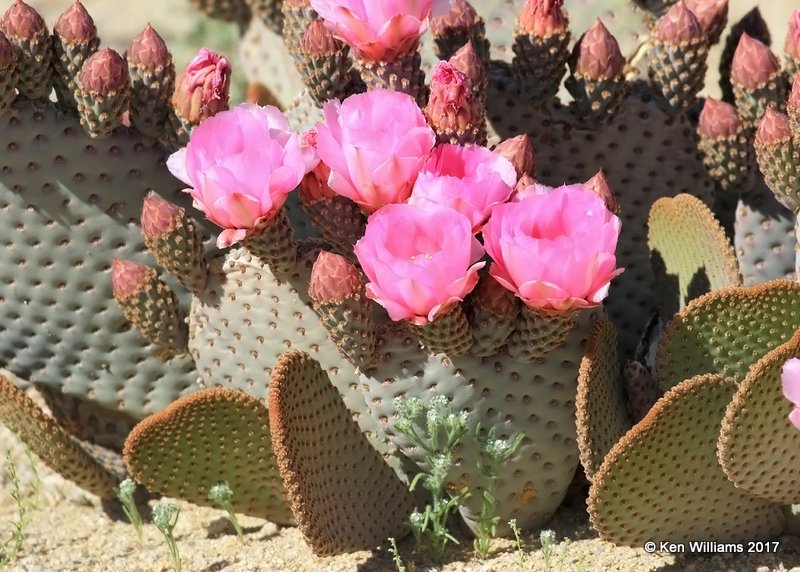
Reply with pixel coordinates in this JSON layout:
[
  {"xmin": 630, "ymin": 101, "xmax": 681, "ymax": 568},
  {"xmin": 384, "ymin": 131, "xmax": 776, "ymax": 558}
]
[
  {"xmin": 354, "ymin": 204, "xmax": 485, "ymax": 325},
  {"xmin": 310, "ymin": 0, "xmax": 453, "ymax": 61},
  {"xmin": 483, "ymin": 184, "xmax": 623, "ymax": 311},
  {"xmin": 167, "ymin": 103, "xmax": 318, "ymax": 248},
  {"xmin": 315, "ymin": 89, "xmax": 436, "ymax": 212},
  {"xmin": 409, "ymin": 144, "xmax": 516, "ymax": 232},
  {"xmin": 782, "ymin": 358, "xmax": 800, "ymax": 430}
]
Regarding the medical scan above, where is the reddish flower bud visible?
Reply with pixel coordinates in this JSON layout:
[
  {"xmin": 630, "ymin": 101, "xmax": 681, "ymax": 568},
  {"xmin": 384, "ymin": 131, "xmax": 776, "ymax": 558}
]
[
  {"xmin": 472, "ymin": 274, "xmax": 517, "ymax": 317},
  {"xmin": 303, "ymin": 18, "xmax": 344, "ymax": 55},
  {"xmin": 756, "ymin": 107, "xmax": 791, "ymax": 145},
  {"xmin": 573, "ymin": 19, "xmax": 624, "ymax": 79},
  {"xmin": 127, "ymin": 24, "xmax": 171, "ymax": 70},
  {"xmin": 54, "ymin": 1, "xmax": 96, "ymax": 44},
  {"xmin": 141, "ymin": 193, "xmax": 182, "ymax": 239},
  {"xmin": 78, "ymin": 48, "xmax": 129, "ymax": 95},
  {"xmin": 309, "ymin": 250, "xmax": 362, "ymax": 302},
  {"xmin": 698, "ymin": 97, "xmax": 741, "ymax": 138},
  {"xmin": 448, "ymin": 41, "xmax": 484, "ymax": 91},
  {"xmin": 430, "ymin": 0, "xmax": 480, "ymax": 36},
  {"xmin": 684, "ymin": 0, "xmax": 727, "ymax": 41},
  {"xmin": 585, "ymin": 169, "xmax": 619, "ymax": 213},
  {"xmin": 1, "ymin": 0, "xmax": 46, "ymax": 41},
  {"xmin": 731, "ymin": 33, "xmax": 780, "ymax": 89},
  {"xmin": 425, "ymin": 61, "xmax": 482, "ymax": 134},
  {"xmin": 173, "ymin": 48, "xmax": 231, "ymax": 124},
  {"xmin": 517, "ymin": 0, "xmax": 568, "ymax": 37},
  {"xmin": 493, "ymin": 134, "xmax": 535, "ymax": 177},
  {"xmin": 111, "ymin": 258, "xmax": 154, "ymax": 300},
  {"xmin": 790, "ymin": 72, "xmax": 800, "ymax": 108},
  {"xmin": 515, "ymin": 173, "xmax": 535, "ymax": 191},
  {"xmin": 786, "ymin": 10, "xmax": 800, "ymax": 61},
  {"xmin": 655, "ymin": 1, "xmax": 703, "ymax": 44},
  {"xmin": 0, "ymin": 31, "xmax": 13, "ymax": 69}
]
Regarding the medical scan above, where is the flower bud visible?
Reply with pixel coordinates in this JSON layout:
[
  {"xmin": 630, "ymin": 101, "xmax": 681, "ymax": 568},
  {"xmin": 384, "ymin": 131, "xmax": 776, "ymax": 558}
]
[
  {"xmin": 684, "ymin": 0, "xmax": 727, "ymax": 42},
  {"xmin": 698, "ymin": 97, "xmax": 741, "ymax": 139},
  {"xmin": 790, "ymin": 72, "xmax": 800, "ymax": 108},
  {"xmin": 786, "ymin": 10, "xmax": 800, "ymax": 62},
  {"xmin": 141, "ymin": 193, "xmax": 182, "ymax": 239},
  {"xmin": 111, "ymin": 258, "xmax": 153, "ymax": 300},
  {"xmin": 448, "ymin": 41, "xmax": 485, "ymax": 94},
  {"xmin": 573, "ymin": 19, "xmax": 624, "ymax": 79},
  {"xmin": 78, "ymin": 48, "xmax": 129, "ymax": 95},
  {"xmin": 585, "ymin": 169, "xmax": 619, "ymax": 214},
  {"xmin": 493, "ymin": 134, "xmax": 535, "ymax": 177},
  {"xmin": 517, "ymin": 0, "xmax": 568, "ymax": 37},
  {"xmin": 127, "ymin": 24, "xmax": 170, "ymax": 70},
  {"xmin": 54, "ymin": 1, "xmax": 97, "ymax": 44},
  {"xmin": 755, "ymin": 107, "xmax": 791, "ymax": 145},
  {"xmin": 302, "ymin": 18, "xmax": 343, "ymax": 56},
  {"xmin": 430, "ymin": 0, "xmax": 479, "ymax": 37},
  {"xmin": 731, "ymin": 33, "xmax": 780, "ymax": 89},
  {"xmin": 655, "ymin": 1, "xmax": 703, "ymax": 44},
  {"xmin": 309, "ymin": 251, "xmax": 362, "ymax": 303},
  {"xmin": 173, "ymin": 48, "xmax": 231, "ymax": 124},
  {"xmin": 1, "ymin": 0, "xmax": 46, "ymax": 41},
  {"xmin": 426, "ymin": 61, "xmax": 483, "ymax": 136}
]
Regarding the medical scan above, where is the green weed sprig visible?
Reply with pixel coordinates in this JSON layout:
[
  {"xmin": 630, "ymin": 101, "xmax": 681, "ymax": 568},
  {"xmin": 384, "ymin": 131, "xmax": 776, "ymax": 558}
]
[
  {"xmin": 115, "ymin": 477, "xmax": 144, "ymax": 543},
  {"xmin": 152, "ymin": 501, "xmax": 181, "ymax": 572},
  {"xmin": 207, "ymin": 482, "xmax": 243, "ymax": 542},
  {"xmin": 0, "ymin": 447, "xmax": 40, "ymax": 567}
]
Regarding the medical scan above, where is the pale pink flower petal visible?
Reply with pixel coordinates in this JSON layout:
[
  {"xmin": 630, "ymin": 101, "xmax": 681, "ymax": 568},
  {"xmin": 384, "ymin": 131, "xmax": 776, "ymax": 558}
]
[
  {"xmin": 782, "ymin": 358, "xmax": 800, "ymax": 431},
  {"xmin": 167, "ymin": 103, "xmax": 317, "ymax": 248},
  {"xmin": 482, "ymin": 184, "xmax": 624, "ymax": 311},
  {"xmin": 354, "ymin": 203, "xmax": 484, "ymax": 324},
  {"xmin": 409, "ymin": 144, "xmax": 516, "ymax": 231},
  {"xmin": 315, "ymin": 89, "xmax": 436, "ymax": 212},
  {"xmin": 310, "ymin": 0, "xmax": 452, "ymax": 61}
]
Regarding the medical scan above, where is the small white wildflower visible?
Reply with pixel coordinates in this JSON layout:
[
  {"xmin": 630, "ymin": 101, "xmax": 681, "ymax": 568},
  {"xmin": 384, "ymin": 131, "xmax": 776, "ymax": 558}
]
[
  {"xmin": 118, "ymin": 477, "xmax": 136, "ymax": 498},
  {"xmin": 152, "ymin": 501, "xmax": 179, "ymax": 529},
  {"xmin": 539, "ymin": 529, "xmax": 556, "ymax": 547}
]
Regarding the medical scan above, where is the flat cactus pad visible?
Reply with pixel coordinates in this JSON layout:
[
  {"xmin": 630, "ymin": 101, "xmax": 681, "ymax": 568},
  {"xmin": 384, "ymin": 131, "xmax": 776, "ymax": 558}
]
[
  {"xmin": 360, "ymin": 311, "xmax": 599, "ymax": 531},
  {"xmin": 0, "ymin": 99, "xmax": 206, "ymax": 427},
  {"xmin": 718, "ymin": 331, "xmax": 800, "ymax": 504},
  {"xmin": 656, "ymin": 279, "xmax": 800, "ymax": 390},
  {"xmin": 576, "ymin": 320, "xmax": 632, "ymax": 481},
  {"xmin": 0, "ymin": 370, "xmax": 118, "ymax": 498},
  {"xmin": 123, "ymin": 387, "xmax": 294, "ymax": 524},
  {"xmin": 588, "ymin": 373, "xmax": 784, "ymax": 546},
  {"xmin": 648, "ymin": 193, "xmax": 741, "ymax": 318},
  {"xmin": 268, "ymin": 350, "xmax": 414, "ymax": 555}
]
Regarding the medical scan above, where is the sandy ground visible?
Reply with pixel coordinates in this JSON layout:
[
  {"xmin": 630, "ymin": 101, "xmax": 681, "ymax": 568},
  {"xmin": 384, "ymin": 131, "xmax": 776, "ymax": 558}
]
[{"xmin": 4, "ymin": 1, "xmax": 800, "ymax": 571}]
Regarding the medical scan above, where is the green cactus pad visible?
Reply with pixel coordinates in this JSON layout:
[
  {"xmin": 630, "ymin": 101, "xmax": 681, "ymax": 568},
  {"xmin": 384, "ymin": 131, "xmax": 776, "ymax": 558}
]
[
  {"xmin": 0, "ymin": 371, "xmax": 118, "ymax": 498},
  {"xmin": 123, "ymin": 387, "xmax": 294, "ymax": 524},
  {"xmin": 718, "ymin": 331, "xmax": 800, "ymax": 504},
  {"xmin": 735, "ymin": 183, "xmax": 796, "ymax": 286},
  {"xmin": 0, "ymin": 99, "xmax": 211, "ymax": 435},
  {"xmin": 360, "ymin": 310, "xmax": 600, "ymax": 531},
  {"xmin": 655, "ymin": 279, "xmax": 800, "ymax": 390},
  {"xmin": 576, "ymin": 320, "xmax": 632, "ymax": 481},
  {"xmin": 588, "ymin": 373, "xmax": 784, "ymax": 546},
  {"xmin": 648, "ymin": 193, "xmax": 741, "ymax": 318},
  {"xmin": 268, "ymin": 350, "xmax": 414, "ymax": 555},
  {"xmin": 485, "ymin": 85, "xmax": 713, "ymax": 358},
  {"xmin": 187, "ymin": 244, "xmax": 392, "ymax": 457}
]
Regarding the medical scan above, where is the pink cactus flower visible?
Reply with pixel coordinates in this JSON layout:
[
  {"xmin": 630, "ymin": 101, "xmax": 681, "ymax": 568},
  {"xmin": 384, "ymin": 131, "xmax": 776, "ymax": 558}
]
[
  {"xmin": 309, "ymin": 0, "xmax": 453, "ymax": 61},
  {"xmin": 483, "ymin": 184, "xmax": 623, "ymax": 312},
  {"xmin": 314, "ymin": 89, "xmax": 436, "ymax": 212},
  {"xmin": 173, "ymin": 47, "xmax": 231, "ymax": 124},
  {"xmin": 167, "ymin": 103, "xmax": 318, "ymax": 248},
  {"xmin": 408, "ymin": 144, "xmax": 516, "ymax": 232},
  {"xmin": 354, "ymin": 204, "xmax": 485, "ymax": 325},
  {"xmin": 782, "ymin": 358, "xmax": 800, "ymax": 430}
]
